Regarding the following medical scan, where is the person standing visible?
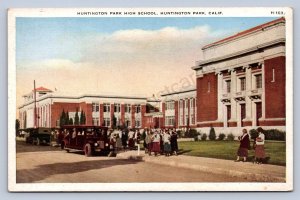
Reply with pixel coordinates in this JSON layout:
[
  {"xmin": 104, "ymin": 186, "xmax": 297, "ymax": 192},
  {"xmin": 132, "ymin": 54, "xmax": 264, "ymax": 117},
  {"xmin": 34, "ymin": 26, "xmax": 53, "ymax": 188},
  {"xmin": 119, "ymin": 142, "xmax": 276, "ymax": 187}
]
[
  {"xmin": 235, "ymin": 129, "xmax": 250, "ymax": 162},
  {"xmin": 145, "ymin": 130, "xmax": 152, "ymax": 155},
  {"xmin": 254, "ymin": 127, "xmax": 266, "ymax": 164},
  {"xmin": 121, "ymin": 130, "xmax": 128, "ymax": 151},
  {"xmin": 163, "ymin": 130, "xmax": 172, "ymax": 156},
  {"xmin": 160, "ymin": 129, "xmax": 165, "ymax": 155},
  {"xmin": 171, "ymin": 128, "xmax": 178, "ymax": 155},
  {"xmin": 151, "ymin": 130, "xmax": 161, "ymax": 156}
]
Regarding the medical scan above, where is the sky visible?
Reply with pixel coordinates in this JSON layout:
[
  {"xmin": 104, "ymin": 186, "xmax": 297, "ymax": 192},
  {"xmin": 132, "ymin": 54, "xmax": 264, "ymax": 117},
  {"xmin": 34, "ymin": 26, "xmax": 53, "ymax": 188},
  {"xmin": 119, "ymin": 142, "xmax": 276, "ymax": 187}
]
[{"xmin": 16, "ymin": 17, "xmax": 276, "ymax": 107}]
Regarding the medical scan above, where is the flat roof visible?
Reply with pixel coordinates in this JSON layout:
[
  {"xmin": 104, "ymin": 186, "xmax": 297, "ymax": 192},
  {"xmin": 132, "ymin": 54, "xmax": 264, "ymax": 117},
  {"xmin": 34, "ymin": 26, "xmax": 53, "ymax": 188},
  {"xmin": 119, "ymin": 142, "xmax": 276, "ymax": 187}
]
[{"xmin": 202, "ymin": 17, "xmax": 285, "ymax": 50}]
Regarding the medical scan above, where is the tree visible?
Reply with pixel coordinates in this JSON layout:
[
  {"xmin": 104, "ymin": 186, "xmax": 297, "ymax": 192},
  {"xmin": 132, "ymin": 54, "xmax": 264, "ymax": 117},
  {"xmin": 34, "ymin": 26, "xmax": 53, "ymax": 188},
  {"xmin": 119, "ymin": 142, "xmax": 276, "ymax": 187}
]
[
  {"xmin": 65, "ymin": 111, "xmax": 69, "ymax": 125},
  {"xmin": 59, "ymin": 109, "xmax": 66, "ymax": 127},
  {"xmin": 80, "ymin": 110, "xmax": 86, "ymax": 125},
  {"xmin": 15, "ymin": 119, "xmax": 20, "ymax": 134},
  {"xmin": 80, "ymin": 110, "xmax": 84, "ymax": 125},
  {"xmin": 69, "ymin": 118, "xmax": 74, "ymax": 125},
  {"xmin": 83, "ymin": 112, "xmax": 86, "ymax": 124},
  {"xmin": 74, "ymin": 109, "xmax": 79, "ymax": 125},
  {"xmin": 209, "ymin": 127, "xmax": 216, "ymax": 140}
]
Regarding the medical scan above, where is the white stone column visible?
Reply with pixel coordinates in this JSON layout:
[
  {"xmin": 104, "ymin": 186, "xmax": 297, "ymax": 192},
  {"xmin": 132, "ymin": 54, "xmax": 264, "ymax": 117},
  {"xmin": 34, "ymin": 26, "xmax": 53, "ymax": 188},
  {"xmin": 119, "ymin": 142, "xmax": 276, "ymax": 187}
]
[
  {"xmin": 230, "ymin": 70, "xmax": 237, "ymax": 121},
  {"xmin": 237, "ymin": 103, "xmax": 241, "ymax": 127},
  {"xmin": 245, "ymin": 66, "xmax": 252, "ymax": 121},
  {"xmin": 223, "ymin": 104, "xmax": 228, "ymax": 128},
  {"xmin": 217, "ymin": 73, "xmax": 224, "ymax": 121},
  {"xmin": 261, "ymin": 62, "xmax": 266, "ymax": 119}
]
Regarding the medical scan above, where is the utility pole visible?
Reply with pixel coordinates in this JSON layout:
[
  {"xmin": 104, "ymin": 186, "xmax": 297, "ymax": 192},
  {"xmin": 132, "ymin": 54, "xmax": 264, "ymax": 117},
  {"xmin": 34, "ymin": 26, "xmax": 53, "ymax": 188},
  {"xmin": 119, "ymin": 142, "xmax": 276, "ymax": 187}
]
[{"xmin": 34, "ymin": 80, "xmax": 37, "ymax": 128}]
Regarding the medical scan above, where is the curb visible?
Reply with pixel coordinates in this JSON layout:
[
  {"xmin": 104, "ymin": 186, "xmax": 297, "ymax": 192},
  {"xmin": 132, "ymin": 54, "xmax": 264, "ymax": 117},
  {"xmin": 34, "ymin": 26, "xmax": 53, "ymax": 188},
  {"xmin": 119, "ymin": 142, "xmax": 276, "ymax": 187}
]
[{"xmin": 118, "ymin": 153, "xmax": 285, "ymax": 182}]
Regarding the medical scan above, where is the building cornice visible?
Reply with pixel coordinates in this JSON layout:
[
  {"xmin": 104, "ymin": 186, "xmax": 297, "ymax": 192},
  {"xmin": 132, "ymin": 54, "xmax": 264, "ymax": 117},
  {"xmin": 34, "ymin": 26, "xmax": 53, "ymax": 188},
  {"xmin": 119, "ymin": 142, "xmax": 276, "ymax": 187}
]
[
  {"xmin": 192, "ymin": 38, "xmax": 285, "ymax": 71},
  {"xmin": 18, "ymin": 94, "xmax": 149, "ymax": 109}
]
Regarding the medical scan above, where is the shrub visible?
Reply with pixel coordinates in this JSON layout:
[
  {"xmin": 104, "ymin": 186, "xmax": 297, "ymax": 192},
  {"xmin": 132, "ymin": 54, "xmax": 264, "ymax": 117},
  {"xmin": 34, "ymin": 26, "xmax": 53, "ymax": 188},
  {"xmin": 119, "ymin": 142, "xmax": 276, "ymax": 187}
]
[
  {"xmin": 186, "ymin": 129, "xmax": 199, "ymax": 138},
  {"xmin": 201, "ymin": 133, "xmax": 207, "ymax": 141},
  {"xmin": 249, "ymin": 129, "xmax": 258, "ymax": 140},
  {"xmin": 176, "ymin": 130, "xmax": 184, "ymax": 138},
  {"xmin": 249, "ymin": 128, "xmax": 285, "ymax": 141},
  {"xmin": 218, "ymin": 133, "xmax": 226, "ymax": 141},
  {"xmin": 227, "ymin": 133, "xmax": 235, "ymax": 141},
  {"xmin": 264, "ymin": 129, "xmax": 286, "ymax": 141},
  {"xmin": 208, "ymin": 127, "xmax": 216, "ymax": 140}
]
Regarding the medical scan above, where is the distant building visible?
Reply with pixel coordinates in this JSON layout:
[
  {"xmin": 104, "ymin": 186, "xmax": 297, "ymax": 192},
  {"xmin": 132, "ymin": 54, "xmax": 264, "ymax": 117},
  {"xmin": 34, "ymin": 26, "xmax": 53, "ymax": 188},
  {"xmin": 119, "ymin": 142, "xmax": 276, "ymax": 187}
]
[
  {"xmin": 18, "ymin": 88, "xmax": 162, "ymax": 129},
  {"xmin": 160, "ymin": 88, "xmax": 197, "ymax": 130}
]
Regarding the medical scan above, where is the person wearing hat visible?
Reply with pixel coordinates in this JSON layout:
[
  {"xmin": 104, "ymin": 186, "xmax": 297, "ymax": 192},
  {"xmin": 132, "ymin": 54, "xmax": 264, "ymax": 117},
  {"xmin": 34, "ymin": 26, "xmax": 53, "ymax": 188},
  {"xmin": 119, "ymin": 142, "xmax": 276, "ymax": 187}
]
[
  {"xmin": 254, "ymin": 127, "xmax": 266, "ymax": 164},
  {"xmin": 235, "ymin": 128, "xmax": 250, "ymax": 162}
]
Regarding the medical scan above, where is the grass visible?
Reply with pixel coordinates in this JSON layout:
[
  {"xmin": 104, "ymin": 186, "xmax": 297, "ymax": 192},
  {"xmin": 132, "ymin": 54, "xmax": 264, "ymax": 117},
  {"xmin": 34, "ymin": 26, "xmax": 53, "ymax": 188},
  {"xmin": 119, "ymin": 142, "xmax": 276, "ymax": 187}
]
[{"xmin": 178, "ymin": 140, "xmax": 286, "ymax": 166}]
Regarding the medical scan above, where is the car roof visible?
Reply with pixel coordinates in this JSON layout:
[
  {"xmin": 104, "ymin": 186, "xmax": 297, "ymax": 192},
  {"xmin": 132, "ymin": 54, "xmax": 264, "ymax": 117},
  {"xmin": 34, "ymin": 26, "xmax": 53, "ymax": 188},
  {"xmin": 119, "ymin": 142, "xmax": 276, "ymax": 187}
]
[{"xmin": 61, "ymin": 125, "xmax": 108, "ymax": 129}]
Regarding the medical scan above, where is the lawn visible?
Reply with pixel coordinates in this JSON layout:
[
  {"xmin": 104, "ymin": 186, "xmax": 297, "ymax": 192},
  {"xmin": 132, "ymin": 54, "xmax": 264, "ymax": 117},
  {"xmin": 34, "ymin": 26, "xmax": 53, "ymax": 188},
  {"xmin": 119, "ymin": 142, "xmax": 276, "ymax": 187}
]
[{"xmin": 178, "ymin": 140, "xmax": 286, "ymax": 166}]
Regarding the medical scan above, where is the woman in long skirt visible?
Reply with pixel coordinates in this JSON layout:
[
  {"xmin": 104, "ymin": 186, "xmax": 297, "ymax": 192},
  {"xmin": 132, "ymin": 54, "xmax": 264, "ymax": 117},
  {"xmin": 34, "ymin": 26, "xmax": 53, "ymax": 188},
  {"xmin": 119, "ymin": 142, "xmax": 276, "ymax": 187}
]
[
  {"xmin": 151, "ymin": 131, "xmax": 161, "ymax": 156},
  {"xmin": 254, "ymin": 127, "xmax": 266, "ymax": 164},
  {"xmin": 235, "ymin": 129, "xmax": 250, "ymax": 162}
]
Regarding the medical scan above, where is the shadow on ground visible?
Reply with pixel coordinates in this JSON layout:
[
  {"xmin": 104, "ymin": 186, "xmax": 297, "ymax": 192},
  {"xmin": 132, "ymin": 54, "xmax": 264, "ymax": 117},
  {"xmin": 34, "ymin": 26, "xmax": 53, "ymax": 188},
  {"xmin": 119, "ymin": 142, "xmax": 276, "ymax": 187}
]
[
  {"xmin": 17, "ymin": 158, "xmax": 142, "ymax": 183},
  {"xmin": 177, "ymin": 149, "xmax": 192, "ymax": 155},
  {"xmin": 16, "ymin": 140, "xmax": 61, "ymax": 153}
]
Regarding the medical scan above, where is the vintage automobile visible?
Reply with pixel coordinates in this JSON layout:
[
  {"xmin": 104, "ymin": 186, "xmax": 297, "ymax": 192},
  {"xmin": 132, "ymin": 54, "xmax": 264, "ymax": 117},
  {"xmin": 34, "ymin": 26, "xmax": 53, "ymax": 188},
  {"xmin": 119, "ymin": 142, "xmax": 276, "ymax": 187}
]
[
  {"xmin": 23, "ymin": 127, "xmax": 52, "ymax": 145},
  {"xmin": 60, "ymin": 125, "xmax": 116, "ymax": 157}
]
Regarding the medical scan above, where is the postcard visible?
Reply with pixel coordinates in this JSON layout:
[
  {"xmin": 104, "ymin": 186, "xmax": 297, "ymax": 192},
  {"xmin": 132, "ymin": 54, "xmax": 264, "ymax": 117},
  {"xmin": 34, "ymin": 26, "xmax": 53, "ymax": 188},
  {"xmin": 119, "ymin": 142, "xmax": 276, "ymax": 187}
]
[{"xmin": 8, "ymin": 7, "xmax": 293, "ymax": 191}]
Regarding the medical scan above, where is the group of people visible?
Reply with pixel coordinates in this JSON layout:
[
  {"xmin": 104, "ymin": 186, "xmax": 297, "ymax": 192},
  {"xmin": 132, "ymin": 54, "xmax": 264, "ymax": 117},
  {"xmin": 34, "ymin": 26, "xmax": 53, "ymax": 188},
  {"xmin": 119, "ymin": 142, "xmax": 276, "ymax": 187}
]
[
  {"xmin": 112, "ymin": 128, "xmax": 178, "ymax": 156},
  {"xmin": 144, "ymin": 129, "xmax": 178, "ymax": 157},
  {"xmin": 235, "ymin": 127, "xmax": 266, "ymax": 164}
]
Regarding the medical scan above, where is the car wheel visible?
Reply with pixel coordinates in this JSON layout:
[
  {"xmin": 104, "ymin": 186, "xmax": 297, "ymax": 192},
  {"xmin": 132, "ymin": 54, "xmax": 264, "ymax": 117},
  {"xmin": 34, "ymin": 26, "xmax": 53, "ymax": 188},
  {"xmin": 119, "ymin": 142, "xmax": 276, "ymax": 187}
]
[
  {"xmin": 84, "ymin": 143, "xmax": 93, "ymax": 157},
  {"xmin": 61, "ymin": 142, "xmax": 65, "ymax": 150}
]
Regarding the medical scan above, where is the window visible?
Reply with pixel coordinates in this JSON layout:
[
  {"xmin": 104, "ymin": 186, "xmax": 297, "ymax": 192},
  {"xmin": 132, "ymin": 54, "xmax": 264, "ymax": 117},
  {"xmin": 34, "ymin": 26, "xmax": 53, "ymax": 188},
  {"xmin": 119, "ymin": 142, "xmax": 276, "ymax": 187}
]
[
  {"xmin": 114, "ymin": 103, "xmax": 120, "ymax": 112},
  {"xmin": 116, "ymin": 117, "xmax": 120, "ymax": 126},
  {"xmin": 185, "ymin": 99, "xmax": 188, "ymax": 109},
  {"xmin": 165, "ymin": 116, "xmax": 175, "ymax": 126},
  {"xmin": 179, "ymin": 100, "xmax": 183, "ymax": 109},
  {"xmin": 180, "ymin": 115, "xmax": 183, "ymax": 126},
  {"xmin": 240, "ymin": 77, "xmax": 246, "ymax": 91},
  {"xmin": 255, "ymin": 74, "xmax": 262, "ymax": 89},
  {"xmin": 92, "ymin": 103, "xmax": 99, "ymax": 112},
  {"xmin": 136, "ymin": 105, "xmax": 141, "ymax": 113},
  {"xmin": 104, "ymin": 118, "xmax": 111, "ymax": 127},
  {"xmin": 125, "ymin": 104, "xmax": 131, "ymax": 113},
  {"xmin": 92, "ymin": 117, "xmax": 99, "ymax": 126},
  {"xmin": 185, "ymin": 114, "xmax": 189, "ymax": 126},
  {"xmin": 104, "ymin": 103, "xmax": 110, "ymax": 112},
  {"xmin": 272, "ymin": 68, "xmax": 275, "ymax": 82},
  {"xmin": 190, "ymin": 98, "xmax": 194, "ymax": 111},
  {"xmin": 135, "ymin": 119, "xmax": 141, "ymax": 127},
  {"xmin": 125, "ymin": 116, "xmax": 131, "ymax": 127},
  {"xmin": 241, "ymin": 104, "xmax": 246, "ymax": 120},
  {"xmin": 226, "ymin": 80, "xmax": 231, "ymax": 93},
  {"xmin": 208, "ymin": 81, "xmax": 211, "ymax": 93},
  {"xmin": 166, "ymin": 101, "xmax": 175, "ymax": 110},
  {"xmin": 191, "ymin": 114, "xmax": 195, "ymax": 125}
]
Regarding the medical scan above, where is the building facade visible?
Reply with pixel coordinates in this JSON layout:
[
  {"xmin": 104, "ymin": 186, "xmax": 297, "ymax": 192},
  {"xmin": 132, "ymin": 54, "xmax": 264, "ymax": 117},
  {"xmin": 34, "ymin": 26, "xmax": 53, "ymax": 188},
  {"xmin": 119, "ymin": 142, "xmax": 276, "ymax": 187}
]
[
  {"xmin": 18, "ymin": 18, "xmax": 286, "ymax": 135},
  {"xmin": 192, "ymin": 17, "xmax": 286, "ymax": 135},
  {"xmin": 160, "ymin": 88, "xmax": 197, "ymax": 130},
  {"xmin": 18, "ymin": 87, "xmax": 161, "ymax": 129}
]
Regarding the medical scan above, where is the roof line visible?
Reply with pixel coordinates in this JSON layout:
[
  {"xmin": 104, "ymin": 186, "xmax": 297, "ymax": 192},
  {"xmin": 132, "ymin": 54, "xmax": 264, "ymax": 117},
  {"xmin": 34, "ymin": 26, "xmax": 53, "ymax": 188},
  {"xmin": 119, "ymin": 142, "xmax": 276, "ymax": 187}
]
[
  {"xmin": 202, "ymin": 17, "xmax": 285, "ymax": 50},
  {"xmin": 161, "ymin": 89, "xmax": 196, "ymax": 96}
]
